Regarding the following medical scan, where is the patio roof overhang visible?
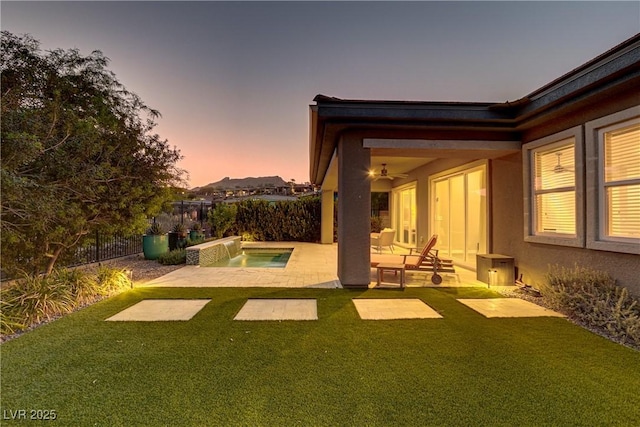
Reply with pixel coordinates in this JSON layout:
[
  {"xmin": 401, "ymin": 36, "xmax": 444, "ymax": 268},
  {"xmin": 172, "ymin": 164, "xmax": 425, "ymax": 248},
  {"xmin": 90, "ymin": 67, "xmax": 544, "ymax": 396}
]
[
  {"xmin": 309, "ymin": 99, "xmax": 521, "ymax": 186},
  {"xmin": 309, "ymin": 33, "xmax": 640, "ymax": 187}
]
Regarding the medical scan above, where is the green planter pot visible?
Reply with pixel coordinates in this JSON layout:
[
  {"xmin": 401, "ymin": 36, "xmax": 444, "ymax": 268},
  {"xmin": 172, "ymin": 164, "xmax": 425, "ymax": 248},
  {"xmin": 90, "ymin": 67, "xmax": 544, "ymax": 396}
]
[
  {"xmin": 142, "ymin": 234, "xmax": 169, "ymax": 260},
  {"xmin": 189, "ymin": 230, "xmax": 205, "ymax": 241}
]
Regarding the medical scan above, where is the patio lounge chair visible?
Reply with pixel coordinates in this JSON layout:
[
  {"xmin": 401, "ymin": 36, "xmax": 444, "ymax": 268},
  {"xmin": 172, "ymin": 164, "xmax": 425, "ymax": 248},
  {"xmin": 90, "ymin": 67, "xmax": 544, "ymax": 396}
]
[
  {"xmin": 370, "ymin": 234, "xmax": 456, "ymax": 284},
  {"xmin": 371, "ymin": 228, "xmax": 395, "ymax": 253}
]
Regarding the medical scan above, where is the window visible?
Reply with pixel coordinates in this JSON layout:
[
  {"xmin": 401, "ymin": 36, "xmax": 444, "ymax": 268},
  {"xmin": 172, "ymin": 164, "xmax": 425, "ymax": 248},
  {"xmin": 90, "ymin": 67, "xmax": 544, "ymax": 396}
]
[
  {"xmin": 533, "ymin": 142, "xmax": 576, "ymax": 235},
  {"xmin": 586, "ymin": 108, "xmax": 640, "ymax": 254},
  {"xmin": 523, "ymin": 126, "xmax": 584, "ymax": 247}
]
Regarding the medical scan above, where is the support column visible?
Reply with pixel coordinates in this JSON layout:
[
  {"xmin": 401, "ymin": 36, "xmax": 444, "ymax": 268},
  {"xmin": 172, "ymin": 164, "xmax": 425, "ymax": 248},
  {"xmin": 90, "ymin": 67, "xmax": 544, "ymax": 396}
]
[
  {"xmin": 337, "ymin": 133, "xmax": 371, "ymax": 288},
  {"xmin": 321, "ymin": 189, "xmax": 334, "ymax": 244}
]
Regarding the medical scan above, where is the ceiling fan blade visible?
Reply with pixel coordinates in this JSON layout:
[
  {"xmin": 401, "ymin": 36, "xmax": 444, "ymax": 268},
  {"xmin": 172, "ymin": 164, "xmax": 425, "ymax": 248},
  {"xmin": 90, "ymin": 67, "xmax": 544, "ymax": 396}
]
[{"xmin": 553, "ymin": 166, "xmax": 574, "ymax": 173}]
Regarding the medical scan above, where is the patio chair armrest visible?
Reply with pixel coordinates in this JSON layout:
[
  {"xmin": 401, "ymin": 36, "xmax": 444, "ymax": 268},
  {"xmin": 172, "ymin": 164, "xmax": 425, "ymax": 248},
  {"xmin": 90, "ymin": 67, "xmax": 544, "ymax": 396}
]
[{"xmin": 401, "ymin": 254, "xmax": 420, "ymax": 263}]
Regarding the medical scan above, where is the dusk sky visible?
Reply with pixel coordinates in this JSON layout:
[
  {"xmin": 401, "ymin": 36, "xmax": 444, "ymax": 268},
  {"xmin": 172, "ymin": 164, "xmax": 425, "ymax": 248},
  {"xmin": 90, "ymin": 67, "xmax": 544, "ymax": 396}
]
[{"xmin": 3, "ymin": 1, "xmax": 639, "ymax": 188}]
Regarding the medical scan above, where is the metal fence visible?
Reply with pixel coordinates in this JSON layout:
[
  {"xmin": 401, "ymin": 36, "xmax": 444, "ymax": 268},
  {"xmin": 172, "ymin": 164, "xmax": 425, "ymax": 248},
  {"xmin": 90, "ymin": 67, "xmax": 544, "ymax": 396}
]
[{"xmin": 69, "ymin": 232, "xmax": 143, "ymax": 267}]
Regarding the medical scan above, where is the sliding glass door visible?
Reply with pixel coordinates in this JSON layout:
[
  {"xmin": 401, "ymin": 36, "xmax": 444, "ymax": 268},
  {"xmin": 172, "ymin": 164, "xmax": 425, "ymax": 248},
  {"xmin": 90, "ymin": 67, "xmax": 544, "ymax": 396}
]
[
  {"xmin": 393, "ymin": 185, "xmax": 417, "ymax": 247},
  {"xmin": 431, "ymin": 164, "xmax": 487, "ymax": 268}
]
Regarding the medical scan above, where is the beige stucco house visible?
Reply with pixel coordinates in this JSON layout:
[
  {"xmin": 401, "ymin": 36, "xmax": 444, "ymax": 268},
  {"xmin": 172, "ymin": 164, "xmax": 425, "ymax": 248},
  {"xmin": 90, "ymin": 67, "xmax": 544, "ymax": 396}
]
[{"xmin": 309, "ymin": 33, "xmax": 640, "ymax": 295}]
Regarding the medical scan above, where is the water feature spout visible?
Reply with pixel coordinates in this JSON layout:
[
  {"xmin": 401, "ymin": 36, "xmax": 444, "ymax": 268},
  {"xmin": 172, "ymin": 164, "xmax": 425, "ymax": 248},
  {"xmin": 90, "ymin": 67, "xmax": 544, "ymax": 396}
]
[{"xmin": 222, "ymin": 240, "xmax": 237, "ymax": 260}]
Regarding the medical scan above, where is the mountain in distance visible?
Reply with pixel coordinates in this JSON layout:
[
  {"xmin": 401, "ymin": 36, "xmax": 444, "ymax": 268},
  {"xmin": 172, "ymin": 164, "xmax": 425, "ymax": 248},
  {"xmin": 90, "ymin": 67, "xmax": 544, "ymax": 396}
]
[{"xmin": 192, "ymin": 176, "xmax": 289, "ymax": 192}]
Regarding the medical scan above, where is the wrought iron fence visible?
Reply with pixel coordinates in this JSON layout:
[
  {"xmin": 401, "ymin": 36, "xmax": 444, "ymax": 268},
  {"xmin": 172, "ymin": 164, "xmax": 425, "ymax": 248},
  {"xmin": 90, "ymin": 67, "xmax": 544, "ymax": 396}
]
[{"xmin": 69, "ymin": 232, "xmax": 143, "ymax": 267}]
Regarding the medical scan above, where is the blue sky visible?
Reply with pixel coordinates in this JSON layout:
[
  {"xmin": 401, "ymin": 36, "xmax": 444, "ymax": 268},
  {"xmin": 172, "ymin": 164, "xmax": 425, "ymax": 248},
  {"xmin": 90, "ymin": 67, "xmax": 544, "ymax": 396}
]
[{"xmin": 3, "ymin": 1, "xmax": 639, "ymax": 188}]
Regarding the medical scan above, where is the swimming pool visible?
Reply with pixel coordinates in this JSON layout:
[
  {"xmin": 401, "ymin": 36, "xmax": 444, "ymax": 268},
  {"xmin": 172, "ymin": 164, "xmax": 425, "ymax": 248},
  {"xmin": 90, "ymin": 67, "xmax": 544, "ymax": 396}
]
[{"xmin": 204, "ymin": 248, "xmax": 293, "ymax": 268}]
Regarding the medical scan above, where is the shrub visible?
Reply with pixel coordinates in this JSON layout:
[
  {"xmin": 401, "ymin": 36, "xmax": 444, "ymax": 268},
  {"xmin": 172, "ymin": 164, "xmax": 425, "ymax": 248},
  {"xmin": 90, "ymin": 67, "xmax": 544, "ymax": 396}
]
[
  {"xmin": 96, "ymin": 266, "xmax": 133, "ymax": 294},
  {"xmin": 208, "ymin": 203, "xmax": 238, "ymax": 238},
  {"xmin": 0, "ymin": 266, "xmax": 132, "ymax": 336},
  {"xmin": 235, "ymin": 197, "xmax": 321, "ymax": 242},
  {"xmin": 54, "ymin": 268, "xmax": 101, "ymax": 305},
  {"xmin": 542, "ymin": 265, "xmax": 640, "ymax": 347},
  {"xmin": 185, "ymin": 237, "xmax": 204, "ymax": 246},
  {"xmin": 157, "ymin": 249, "xmax": 186, "ymax": 265},
  {"xmin": 0, "ymin": 273, "xmax": 75, "ymax": 335},
  {"xmin": 206, "ymin": 197, "xmax": 322, "ymax": 242}
]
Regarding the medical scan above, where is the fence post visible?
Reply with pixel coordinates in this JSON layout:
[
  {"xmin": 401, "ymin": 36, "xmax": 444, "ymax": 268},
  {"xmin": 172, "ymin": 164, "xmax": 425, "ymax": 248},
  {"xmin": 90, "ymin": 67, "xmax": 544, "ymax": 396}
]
[{"xmin": 95, "ymin": 230, "xmax": 101, "ymax": 263}]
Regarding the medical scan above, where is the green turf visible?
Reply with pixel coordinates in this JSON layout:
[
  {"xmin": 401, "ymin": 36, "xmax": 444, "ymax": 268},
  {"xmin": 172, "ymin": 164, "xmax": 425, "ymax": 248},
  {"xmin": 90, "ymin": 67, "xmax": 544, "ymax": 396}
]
[{"xmin": 2, "ymin": 287, "xmax": 639, "ymax": 426}]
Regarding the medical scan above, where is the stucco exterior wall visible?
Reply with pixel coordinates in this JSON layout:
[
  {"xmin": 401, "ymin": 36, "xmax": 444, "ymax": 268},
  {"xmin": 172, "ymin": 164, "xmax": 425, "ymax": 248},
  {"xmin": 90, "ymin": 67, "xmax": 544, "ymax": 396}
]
[{"xmin": 491, "ymin": 153, "xmax": 640, "ymax": 297}]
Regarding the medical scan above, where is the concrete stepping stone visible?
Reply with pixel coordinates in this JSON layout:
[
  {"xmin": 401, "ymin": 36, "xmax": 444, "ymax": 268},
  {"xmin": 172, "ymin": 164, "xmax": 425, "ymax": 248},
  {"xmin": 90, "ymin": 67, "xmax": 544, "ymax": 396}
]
[
  {"xmin": 234, "ymin": 299, "xmax": 318, "ymax": 320},
  {"xmin": 353, "ymin": 298, "xmax": 442, "ymax": 320},
  {"xmin": 457, "ymin": 298, "xmax": 565, "ymax": 318},
  {"xmin": 106, "ymin": 299, "xmax": 211, "ymax": 321}
]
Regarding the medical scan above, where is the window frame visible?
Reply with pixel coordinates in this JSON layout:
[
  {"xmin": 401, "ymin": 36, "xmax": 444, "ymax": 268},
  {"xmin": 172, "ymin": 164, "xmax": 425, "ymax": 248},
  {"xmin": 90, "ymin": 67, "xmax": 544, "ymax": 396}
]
[
  {"xmin": 585, "ymin": 107, "xmax": 640, "ymax": 254},
  {"xmin": 522, "ymin": 126, "xmax": 584, "ymax": 247}
]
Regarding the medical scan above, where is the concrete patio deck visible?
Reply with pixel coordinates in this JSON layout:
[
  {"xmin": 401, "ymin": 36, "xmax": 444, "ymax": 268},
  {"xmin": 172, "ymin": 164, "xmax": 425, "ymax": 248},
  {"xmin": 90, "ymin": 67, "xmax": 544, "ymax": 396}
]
[
  {"xmin": 143, "ymin": 242, "xmax": 341, "ymax": 288},
  {"xmin": 142, "ymin": 242, "xmax": 503, "ymax": 290}
]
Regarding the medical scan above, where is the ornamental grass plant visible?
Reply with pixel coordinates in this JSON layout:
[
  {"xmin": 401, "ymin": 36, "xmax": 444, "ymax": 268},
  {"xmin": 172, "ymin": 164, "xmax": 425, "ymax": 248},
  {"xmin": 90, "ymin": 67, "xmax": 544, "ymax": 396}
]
[
  {"xmin": 0, "ymin": 266, "xmax": 132, "ymax": 336},
  {"xmin": 542, "ymin": 264, "xmax": 640, "ymax": 347}
]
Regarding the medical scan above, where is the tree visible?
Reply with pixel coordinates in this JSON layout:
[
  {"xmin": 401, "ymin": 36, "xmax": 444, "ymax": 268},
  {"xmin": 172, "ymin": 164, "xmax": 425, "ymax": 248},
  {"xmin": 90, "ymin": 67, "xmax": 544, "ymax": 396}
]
[
  {"xmin": 1, "ymin": 32, "xmax": 184, "ymax": 276},
  {"xmin": 207, "ymin": 203, "xmax": 237, "ymax": 238}
]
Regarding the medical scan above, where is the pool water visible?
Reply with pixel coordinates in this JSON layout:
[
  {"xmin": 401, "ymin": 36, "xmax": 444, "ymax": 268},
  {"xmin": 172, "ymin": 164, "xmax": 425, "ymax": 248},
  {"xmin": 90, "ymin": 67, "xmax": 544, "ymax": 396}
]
[{"xmin": 206, "ymin": 248, "xmax": 293, "ymax": 268}]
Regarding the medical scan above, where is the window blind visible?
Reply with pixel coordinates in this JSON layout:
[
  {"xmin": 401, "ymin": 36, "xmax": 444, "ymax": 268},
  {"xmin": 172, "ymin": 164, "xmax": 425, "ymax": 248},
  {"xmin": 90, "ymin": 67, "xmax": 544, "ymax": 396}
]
[
  {"xmin": 536, "ymin": 192, "xmax": 576, "ymax": 234},
  {"xmin": 604, "ymin": 122, "xmax": 640, "ymax": 182},
  {"xmin": 607, "ymin": 184, "xmax": 640, "ymax": 237},
  {"xmin": 603, "ymin": 122, "xmax": 640, "ymax": 238}
]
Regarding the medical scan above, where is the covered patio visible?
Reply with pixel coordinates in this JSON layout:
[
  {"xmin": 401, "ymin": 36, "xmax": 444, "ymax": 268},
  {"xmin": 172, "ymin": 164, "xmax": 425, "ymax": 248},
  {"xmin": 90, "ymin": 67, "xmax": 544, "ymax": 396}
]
[{"xmin": 309, "ymin": 96, "xmax": 522, "ymax": 288}]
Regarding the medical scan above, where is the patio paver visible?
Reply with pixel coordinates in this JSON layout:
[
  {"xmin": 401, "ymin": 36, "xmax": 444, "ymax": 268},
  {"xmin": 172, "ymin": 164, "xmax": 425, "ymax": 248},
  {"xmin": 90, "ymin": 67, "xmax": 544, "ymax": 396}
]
[
  {"xmin": 353, "ymin": 298, "xmax": 443, "ymax": 320},
  {"xmin": 457, "ymin": 298, "xmax": 565, "ymax": 318},
  {"xmin": 105, "ymin": 299, "xmax": 211, "ymax": 321},
  {"xmin": 234, "ymin": 299, "xmax": 318, "ymax": 321}
]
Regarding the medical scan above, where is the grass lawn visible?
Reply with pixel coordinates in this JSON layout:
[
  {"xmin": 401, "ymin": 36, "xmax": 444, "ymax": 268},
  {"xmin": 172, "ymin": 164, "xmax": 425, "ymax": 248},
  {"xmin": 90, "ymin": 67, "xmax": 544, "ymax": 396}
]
[{"xmin": 2, "ymin": 287, "xmax": 639, "ymax": 426}]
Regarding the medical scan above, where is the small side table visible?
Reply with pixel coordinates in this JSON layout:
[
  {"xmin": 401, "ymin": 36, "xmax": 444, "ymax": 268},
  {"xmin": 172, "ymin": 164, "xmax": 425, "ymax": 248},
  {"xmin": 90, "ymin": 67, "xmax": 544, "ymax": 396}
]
[{"xmin": 376, "ymin": 263, "xmax": 406, "ymax": 289}]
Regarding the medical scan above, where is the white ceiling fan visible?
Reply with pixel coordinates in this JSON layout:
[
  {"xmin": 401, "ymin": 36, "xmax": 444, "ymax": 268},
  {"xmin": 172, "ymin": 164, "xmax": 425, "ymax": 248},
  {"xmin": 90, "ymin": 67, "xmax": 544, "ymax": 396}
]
[
  {"xmin": 552, "ymin": 152, "xmax": 574, "ymax": 173},
  {"xmin": 369, "ymin": 163, "xmax": 409, "ymax": 181}
]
